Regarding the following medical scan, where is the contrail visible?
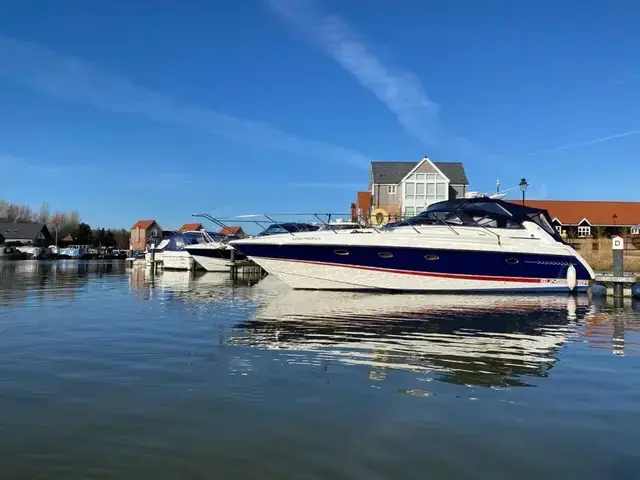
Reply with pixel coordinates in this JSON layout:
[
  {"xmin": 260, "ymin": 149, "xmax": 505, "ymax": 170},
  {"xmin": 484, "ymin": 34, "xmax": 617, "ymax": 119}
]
[{"xmin": 524, "ymin": 129, "xmax": 640, "ymax": 155}]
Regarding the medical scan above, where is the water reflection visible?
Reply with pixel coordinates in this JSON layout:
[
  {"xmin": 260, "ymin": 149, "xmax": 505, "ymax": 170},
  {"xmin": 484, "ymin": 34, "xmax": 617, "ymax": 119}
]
[
  {"xmin": 0, "ymin": 260, "xmax": 127, "ymax": 306},
  {"xmin": 584, "ymin": 296, "xmax": 640, "ymax": 356},
  {"xmin": 128, "ymin": 268, "xmax": 239, "ymax": 303},
  {"xmin": 230, "ymin": 281, "xmax": 593, "ymax": 387},
  {"xmin": 127, "ymin": 272, "xmax": 640, "ymax": 387},
  {"xmin": 128, "ymin": 268, "xmax": 279, "ymax": 307}
]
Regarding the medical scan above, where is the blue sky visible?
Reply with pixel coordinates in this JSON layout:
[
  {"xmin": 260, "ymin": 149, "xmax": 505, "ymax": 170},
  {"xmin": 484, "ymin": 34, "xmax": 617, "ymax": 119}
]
[{"xmin": 1, "ymin": 0, "xmax": 638, "ymax": 229}]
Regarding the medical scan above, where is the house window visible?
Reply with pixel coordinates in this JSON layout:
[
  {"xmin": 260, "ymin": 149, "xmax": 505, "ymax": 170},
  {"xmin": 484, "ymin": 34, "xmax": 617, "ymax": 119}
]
[
  {"xmin": 632, "ymin": 226, "xmax": 640, "ymax": 235},
  {"xmin": 555, "ymin": 225, "xmax": 562, "ymax": 234},
  {"xmin": 403, "ymin": 172, "xmax": 449, "ymax": 209},
  {"xmin": 578, "ymin": 226, "xmax": 591, "ymax": 237},
  {"xmin": 405, "ymin": 183, "xmax": 415, "ymax": 198},
  {"xmin": 150, "ymin": 227, "xmax": 158, "ymax": 239},
  {"xmin": 387, "ymin": 185, "xmax": 397, "ymax": 195}
]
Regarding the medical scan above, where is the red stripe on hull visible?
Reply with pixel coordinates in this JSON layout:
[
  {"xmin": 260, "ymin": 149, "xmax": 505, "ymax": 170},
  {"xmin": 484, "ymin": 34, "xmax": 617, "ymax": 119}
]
[{"xmin": 254, "ymin": 257, "xmax": 549, "ymax": 284}]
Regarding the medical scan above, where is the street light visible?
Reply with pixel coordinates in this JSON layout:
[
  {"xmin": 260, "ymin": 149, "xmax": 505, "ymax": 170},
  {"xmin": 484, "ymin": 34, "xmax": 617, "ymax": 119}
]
[
  {"xmin": 519, "ymin": 178, "xmax": 528, "ymax": 206},
  {"xmin": 613, "ymin": 213, "xmax": 618, "ymax": 235}
]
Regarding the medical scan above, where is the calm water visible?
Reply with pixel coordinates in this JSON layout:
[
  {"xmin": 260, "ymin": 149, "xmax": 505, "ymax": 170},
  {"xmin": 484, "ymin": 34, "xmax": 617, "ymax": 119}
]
[{"xmin": 1, "ymin": 261, "xmax": 640, "ymax": 479}]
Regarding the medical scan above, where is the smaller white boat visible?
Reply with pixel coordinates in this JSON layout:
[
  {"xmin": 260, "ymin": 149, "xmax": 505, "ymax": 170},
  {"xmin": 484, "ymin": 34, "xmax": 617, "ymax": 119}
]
[
  {"xmin": 145, "ymin": 233, "xmax": 196, "ymax": 270},
  {"xmin": 183, "ymin": 231, "xmax": 246, "ymax": 272}
]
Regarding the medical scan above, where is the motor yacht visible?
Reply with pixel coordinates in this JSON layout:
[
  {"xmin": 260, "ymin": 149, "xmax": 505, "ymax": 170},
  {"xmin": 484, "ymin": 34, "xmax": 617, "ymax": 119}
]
[
  {"xmin": 230, "ymin": 197, "xmax": 595, "ymax": 292},
  {"xmin": 183, "ymin": 231, "xmax": 246, "ymax": 272}
]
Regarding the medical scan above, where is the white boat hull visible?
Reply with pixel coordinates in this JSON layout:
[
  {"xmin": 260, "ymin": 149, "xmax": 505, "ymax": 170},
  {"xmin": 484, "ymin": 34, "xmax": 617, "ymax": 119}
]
[{"xmin": 189, "ymin": 254, "xmax": 230, "ymax": 272}]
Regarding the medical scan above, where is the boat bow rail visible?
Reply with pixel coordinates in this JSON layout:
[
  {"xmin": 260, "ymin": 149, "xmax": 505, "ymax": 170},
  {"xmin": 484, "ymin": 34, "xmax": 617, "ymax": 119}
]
[{"xmin": 192, "ymin": 212, "xmax": 367, "ymax": 236}]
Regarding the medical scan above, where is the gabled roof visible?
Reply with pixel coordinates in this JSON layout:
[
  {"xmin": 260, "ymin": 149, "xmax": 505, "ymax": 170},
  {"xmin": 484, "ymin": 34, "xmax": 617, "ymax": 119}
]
[
  {"xmin": 62, "ymin": 234, "xmax": 74, "ymax": 242},
  {"xmin": 132, "ymin": 220, "xmax": 158, "ymax": 230},
  {"xmin": 0, "ymin": 222, "xmax": 51, "ymax": 241},
  {"xmin": 371, "ymin": 161, "xmax": 469, "ymax": 185},
  {"xmin": 399, "ymin": 157, "xmax": 450, "ymax": 183},
  {"xmin": 220, "ymin": 226, "xmax": 243, "ymax": 236},
  {"xmin": 179, "ymin": 223, "xmax": 204, "ymax": 232},
  {"xmin": 510, "ymin": 200, "xmax": 640, "ymax": 226}
]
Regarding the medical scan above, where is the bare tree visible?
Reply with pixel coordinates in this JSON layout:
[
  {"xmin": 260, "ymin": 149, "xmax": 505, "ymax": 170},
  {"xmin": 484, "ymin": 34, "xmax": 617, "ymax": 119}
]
[{"xmin": 38, "ymin": 201, "xmax": 50, "ymax": 224}]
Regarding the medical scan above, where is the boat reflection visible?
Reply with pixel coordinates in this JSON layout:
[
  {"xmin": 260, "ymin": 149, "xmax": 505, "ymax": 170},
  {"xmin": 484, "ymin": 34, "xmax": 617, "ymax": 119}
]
[
  {"xmin": 129, "ymin": 268, "xmax": 241, "ymax": 303},
  {"xmin": 0, "ymin": 260, "xmax": 127, "ymax": 306},
  {"xmin": 232, "ymin": 286, "xmax": 594, "ymax": 387}
]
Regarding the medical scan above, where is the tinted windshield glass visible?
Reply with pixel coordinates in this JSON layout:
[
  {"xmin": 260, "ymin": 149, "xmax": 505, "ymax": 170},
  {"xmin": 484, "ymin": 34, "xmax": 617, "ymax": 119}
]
[
  {"xmin": 391, "ymin": 205, "xmax": 521, "ymax": 230},
  {"xmin": 527, "ymin": 212, "xmax": 559, "ymax": 238},
  {"xmin": 257, "ymin": 223, "xmax": 319, "ymax": 236},
  {"xmin": 326, "ymin": 223, "xmax": 360, "ymax": 230}
]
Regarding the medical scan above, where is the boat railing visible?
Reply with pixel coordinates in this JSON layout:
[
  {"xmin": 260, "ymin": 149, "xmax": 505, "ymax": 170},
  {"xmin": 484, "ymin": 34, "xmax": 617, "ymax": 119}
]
[{"xmin": 192, "ymin": 212, "xmax": 370, "ymax": 236}]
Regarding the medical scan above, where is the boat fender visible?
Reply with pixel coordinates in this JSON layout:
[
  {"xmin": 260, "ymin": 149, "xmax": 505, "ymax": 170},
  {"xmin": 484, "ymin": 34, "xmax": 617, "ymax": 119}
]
[
  {"xmin": 590, "ymin": 284, "xmax": 607, "ymax": 297},
  {"xmin": 566, "ymin": 264, "xmax": 577, "ymax": 291}
]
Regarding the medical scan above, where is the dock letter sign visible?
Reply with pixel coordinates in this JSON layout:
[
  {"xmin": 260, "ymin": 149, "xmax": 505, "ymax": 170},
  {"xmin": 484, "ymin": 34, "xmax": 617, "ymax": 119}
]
[{"xmin": 612, "ymin": 236, "xmax": 624, "ymax": 250}]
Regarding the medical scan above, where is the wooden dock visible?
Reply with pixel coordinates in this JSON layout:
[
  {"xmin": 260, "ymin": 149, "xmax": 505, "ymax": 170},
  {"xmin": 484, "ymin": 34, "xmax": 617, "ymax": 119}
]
[
  {"xmin": 593, "ymin": 274, "xmax": 639, "ymax": 298},
  {"xmin": 229, "ymin": 259, "xmax": 266, "ymax": 280}
]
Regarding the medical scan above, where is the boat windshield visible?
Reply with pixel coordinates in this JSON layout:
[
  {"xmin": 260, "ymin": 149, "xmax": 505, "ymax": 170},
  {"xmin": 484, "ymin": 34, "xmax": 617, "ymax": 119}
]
[
  {"xmin": 386, "ymin": 198, "xmax": 563, "ymax": 241},
  {"xmin": 323, "ymin": 223, "xmax": 361, "ymax": 231},
  {"xmin": 258, "ymin": 223, "xmax": 320, "ymax": 236},
  {"xmin": 183, "ymin": 231, "xmax": 224, "ymax": 244}
]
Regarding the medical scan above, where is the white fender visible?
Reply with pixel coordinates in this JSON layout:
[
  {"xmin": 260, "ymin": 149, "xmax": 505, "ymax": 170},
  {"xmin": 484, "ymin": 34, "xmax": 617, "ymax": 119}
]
[{"xmin": 567, "ymin": 264, "xmax": 577, "ymax": 291}]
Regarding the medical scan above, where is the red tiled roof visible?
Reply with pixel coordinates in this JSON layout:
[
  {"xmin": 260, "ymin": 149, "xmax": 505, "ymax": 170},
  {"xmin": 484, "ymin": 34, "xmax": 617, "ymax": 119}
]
[
  {"xmin": 132, "ymin": 220, "xmax": 157, "ymax": 230},
  {"xmin": 220, "ymin": 226, "xmax": 242, "ymax": 236},
  {"xmin": 179, "ymin": 223, "xmax": 203, "ymax": 232},
  {"xmin": 512, "ymin": 200, "xmax": 640, "ymax": 226},
  {"xmin": 61, "ymin": 235, "xmax": 74, "ymax": 242}
]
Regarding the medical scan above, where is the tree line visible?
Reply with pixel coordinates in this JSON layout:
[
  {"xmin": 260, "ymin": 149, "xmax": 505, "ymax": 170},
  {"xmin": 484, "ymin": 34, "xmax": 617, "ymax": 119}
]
[{"xmin": 0, "ymin": 199, "xmax": 131, "ymax": 249}]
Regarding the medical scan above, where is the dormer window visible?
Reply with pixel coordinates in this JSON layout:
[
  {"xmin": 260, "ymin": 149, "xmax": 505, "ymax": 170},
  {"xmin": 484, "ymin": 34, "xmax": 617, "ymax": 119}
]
[{"xmin": 578, "ymin": 226, "xmax": 591, "ymax": 237}]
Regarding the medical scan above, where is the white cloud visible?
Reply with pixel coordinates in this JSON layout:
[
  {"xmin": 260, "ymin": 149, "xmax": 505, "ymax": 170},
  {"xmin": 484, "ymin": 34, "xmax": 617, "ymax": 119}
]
[
  {"xmin": 266, "ymin": 0, "xmax": 442, "ymax": 146},
  {"xmin": 0, "ymin": 35, "xmax": 372, "ymax": 170},
  {"xmin": 0, "ymin": 152, "xmax": 92, "ymax": 174}
]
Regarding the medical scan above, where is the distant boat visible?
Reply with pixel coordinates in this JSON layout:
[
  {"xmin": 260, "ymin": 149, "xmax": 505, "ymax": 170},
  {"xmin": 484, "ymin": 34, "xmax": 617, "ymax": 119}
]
[
  {"xmin": 58, "ymin": 245, "xmax": 91, "ymax": 259},
  {"xmin": 0, "ymin": 244, "xmax": 25, "ymax": 260}
]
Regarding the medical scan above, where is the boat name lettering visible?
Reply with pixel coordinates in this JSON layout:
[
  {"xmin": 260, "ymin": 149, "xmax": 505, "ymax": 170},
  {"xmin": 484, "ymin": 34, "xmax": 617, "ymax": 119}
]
[{"xmin": 292, "ymin": 237, "xmax": 321, "ymax": 241}]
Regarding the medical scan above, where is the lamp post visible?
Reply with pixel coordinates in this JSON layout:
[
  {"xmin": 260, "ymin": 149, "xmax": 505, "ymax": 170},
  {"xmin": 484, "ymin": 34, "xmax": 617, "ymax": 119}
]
[
  {"xmin": 613, "ymin": 213, "xmax": 618, "ymax": 235},
  {"xmin": 519, "ymin": 178, "xmax": 528, "ymax": 206}
]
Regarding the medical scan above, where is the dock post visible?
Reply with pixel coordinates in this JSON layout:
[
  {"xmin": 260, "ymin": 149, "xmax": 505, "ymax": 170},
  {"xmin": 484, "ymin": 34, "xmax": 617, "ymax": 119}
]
[
  {"xmin": 612, "ymin": 236, "xmax": 624, "ymax": 297},
  {"xmin": 150, "ymin": 243, "xmax": 156, "ymax": 274},
  {"xmin": 230, "ymin": 248, "xmax": 237, "ymax": 280}
]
